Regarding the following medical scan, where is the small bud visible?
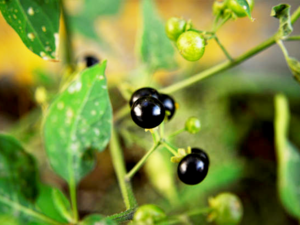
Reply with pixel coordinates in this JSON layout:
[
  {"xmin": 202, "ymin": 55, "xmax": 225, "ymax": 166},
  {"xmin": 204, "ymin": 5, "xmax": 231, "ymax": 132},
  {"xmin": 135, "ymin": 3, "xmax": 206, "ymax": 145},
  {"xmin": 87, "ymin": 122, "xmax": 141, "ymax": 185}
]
[
  {"xmin": 185, "ymin": 117, "xmax": 201, "ymax": 134},
  {"xmin": 133, "ymin": 204, "xmax": 167, "ymax": 224},
  {"xmin": 208, "ymin": 192, "xmax": 243, "ymax": 225}
]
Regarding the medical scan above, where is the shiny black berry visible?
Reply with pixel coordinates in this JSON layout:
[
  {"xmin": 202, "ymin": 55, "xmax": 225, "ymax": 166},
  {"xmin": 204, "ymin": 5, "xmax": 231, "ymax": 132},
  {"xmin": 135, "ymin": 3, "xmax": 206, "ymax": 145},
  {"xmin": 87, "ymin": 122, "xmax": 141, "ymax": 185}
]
[
  {"xmin": 191, "ymin": 148, "xmax": 209, "ymax": 165},
  {"xmin": 131, "ymin": 96, "xmax": 165, "ymax": 129},
  {"xmin": 159, "ymin": 93, "xmax": 176, "ymax": 120},
  {"xmin": 129, "ymin": 87, "xmax": 160, "ymax": 107},
  {"xmin": 85, "ymin": 55, "xmax": 99, "ymax": 67},
  {"xmin": 177, "ymin": 153, "xmax": 209, "ymax": 185}
]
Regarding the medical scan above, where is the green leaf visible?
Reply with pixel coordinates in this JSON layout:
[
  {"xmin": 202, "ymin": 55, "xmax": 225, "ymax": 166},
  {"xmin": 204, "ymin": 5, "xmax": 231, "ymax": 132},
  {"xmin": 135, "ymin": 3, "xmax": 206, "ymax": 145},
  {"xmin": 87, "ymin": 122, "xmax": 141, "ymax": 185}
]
[
  {"xmin": 0, "ymin": 215, "xmax": 20, "ymax": 225},
  {"xmin": 80, "ymin": 0, "xmax": 121, "ymax": 18},
  {"xmin": 271, "ymin": 4, "xmax": 293, "ymax": 39},
  {"xmin": 0, "ymin": 134, "xmax": 59, "ymax": 225},
  {"xmin": 43, "ymin": 61, "xmax": 113, "ymax": 184},
  {"xmin": 0, "ymin": 0, "xmax": 60, "ymax": 60},
  {"xmin": 286, "ymin": 57, "xmax": 300, "ymax": 84},
  {"xmin": 138, "ymin": 0, "xmax": 176, "ymax": 70},
  {"xmin": 274, "ymin": 94, "xmax": 300, "ymax": 219},
  {"xmin": 234, "ymin": 0, "xmax": 253, "ymax": 19},
  {"xmin": 0, "ymin": 134, "xmax": 38, "ymax": 202},
  {"xmin": 71, "ymin": 0, "xmax": 122, "ymax": 42},
  {"xmin": 71, "ymin": 15, "xmax": 101, "ymax": 41},
  {"xmin": 145, "ymin": 150, "xmax": 179, "ymax": 205},
  {"xmin": 36, "ymin": 184, "xmax": 70, "ymax": 223},
  {"xmin": 80, "ymin": 214, "xmax": 117, "ymax": 225},
  {"xmin": 52, "ymin": 189, "xmax": 73, "ymax": 222}
]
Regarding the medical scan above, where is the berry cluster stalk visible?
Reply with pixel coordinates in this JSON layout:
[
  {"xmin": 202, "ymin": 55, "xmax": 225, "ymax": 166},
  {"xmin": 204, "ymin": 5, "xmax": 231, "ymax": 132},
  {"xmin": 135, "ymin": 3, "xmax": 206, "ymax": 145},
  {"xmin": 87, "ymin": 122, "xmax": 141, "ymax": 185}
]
[{"xmin": 110, "ymin": 128, "xmax": 137, "ymax": 210}]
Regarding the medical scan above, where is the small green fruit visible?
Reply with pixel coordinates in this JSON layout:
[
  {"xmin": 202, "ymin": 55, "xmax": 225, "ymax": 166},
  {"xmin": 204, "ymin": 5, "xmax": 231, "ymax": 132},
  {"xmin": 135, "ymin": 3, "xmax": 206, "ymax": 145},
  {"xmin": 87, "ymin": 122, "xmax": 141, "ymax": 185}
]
[
  {"xmin": 133, "ymin": 204, "xmax": 167, "ymax": 224},
  {"xmin": 165, "ymin": 17, "xmax": 187, "ymax": 41},
  {"xmin": 208, "ymin": 192, "xmax": 243, "ymax": 225},
  {"xmin": 185, "ymin": 117, "xmax": 201, "ymax": 134},
  {"xmin": 176, "ymin": 31, "xmax": 205, "ymax": 61}
]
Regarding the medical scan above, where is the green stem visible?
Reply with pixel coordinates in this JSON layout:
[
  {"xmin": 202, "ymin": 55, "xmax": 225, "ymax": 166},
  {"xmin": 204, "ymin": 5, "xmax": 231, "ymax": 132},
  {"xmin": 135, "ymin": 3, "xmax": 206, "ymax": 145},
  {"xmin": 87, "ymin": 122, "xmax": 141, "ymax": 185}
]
[
  {"xmin": 188, "ymin": 29, "xmax": 214, "ymax": 35},
  {"xmin": 160, "ymin": 121, "xmax": 165, "ymax": 138},
  {"xmin": 0, "ymin": 196, "xmax": 64, "ymax": 225},
  {"xmin": 107, "ymin": 208, "xmax": 136, "ymax": 223},
  {"xmin": 151, "ymin": 130, "xmax": 160, "ymax": 143},
  {"xmin": 291, "ymin": 6, "xmax": 300, "ymax": 25},
  {"xmin": 276, "ymin": 40, "xmax": 289, "ymax": 58},
  {"xmin": 161, "ymin": 141, "xmax": 178, "ymax": 155},
  {"xmin": 68, "ymin": 181, "xmax": 78, "ymax": 223},
  {"xmin": 160, "ymin": 35, "xmax": 275, "ymax": 94},
  {"xmin": 60, "ymin": 0, "xmax": 75, "ymax": 71},
  {"xmin": 168, "ymin": 128, "xmax": 185, "ymax": 138},
  {"xmin": 110, "ymin": 128, "xmax": 137, "ymax": 209},
  {"xmin": 184, "ymin": 207, "xmax": 212, "ymax": 217},
  {"xmin": 156, "ymin": 207, "xmax": 212, "ymax": 225},
  {"xmin": 125, "ymin": 142, "xmax": 160, "ymax": 180},
  {"xmin": 213, "ymin": 35, "xmax": 233, "ymax": 61},
  {"xmin": 212, "ymin": 13, "xmax": 221, "ymax": 31},
  {"xmin": 114, "ymin": 105, "xmax": 130, "ymax": 122},
  {"xmin": 286, "ymin": 35, "xmax": 300, "ymax": 41},
  {"xmin": 159, "ymin": 6, "xmax": 300, "ymax": 94},
  {"xmin": 213, "ymin": 14, "xmax": 231, "ymax": 32}
]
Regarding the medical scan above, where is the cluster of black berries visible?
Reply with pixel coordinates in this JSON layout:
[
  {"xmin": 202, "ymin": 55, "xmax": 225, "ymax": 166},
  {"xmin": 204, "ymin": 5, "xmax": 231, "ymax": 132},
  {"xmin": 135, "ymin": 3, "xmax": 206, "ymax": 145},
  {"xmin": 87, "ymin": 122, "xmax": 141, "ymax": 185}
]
[
  {"xmin": 129, "ymin": 87, "xmax": 209, "ymax": 186},
  {"xmin": 178, "ymin": 148, "xmax": 209, "ymax": 185},
  {"xmin": 129, "ymin": 87, "xmax": 176, "ymax": 129}
]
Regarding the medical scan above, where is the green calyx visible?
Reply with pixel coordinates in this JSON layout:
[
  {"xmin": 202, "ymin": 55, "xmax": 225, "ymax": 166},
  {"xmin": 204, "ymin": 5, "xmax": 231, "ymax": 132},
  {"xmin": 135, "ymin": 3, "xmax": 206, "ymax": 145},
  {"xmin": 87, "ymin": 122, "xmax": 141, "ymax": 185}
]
[
  {"xmin": 170, "ymin": 147, "xmax": 192, "ymax": 163},
  {"xmin": 227, "ymin": 0, "xmax": 254, "ymax": 18}
]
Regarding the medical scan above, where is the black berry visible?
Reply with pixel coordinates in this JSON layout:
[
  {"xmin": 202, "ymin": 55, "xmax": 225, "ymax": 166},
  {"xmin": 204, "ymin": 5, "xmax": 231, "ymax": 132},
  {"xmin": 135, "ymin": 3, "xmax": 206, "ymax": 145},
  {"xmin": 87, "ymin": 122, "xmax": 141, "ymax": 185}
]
[
  {"xmin": 191, "ymin": 148, "xmax": 209, "ymax": 165},
  {"xmin": 85, "ymin": 55, "xmax": 99, "ymax": 67},
  {"xmin": 159, "ymin": 93, "xmax": 176, "ymax": 120},
  {"xmin": 131, "ymin": 96, "xmax": 165, "ymax": 129},
  {"xmin": 177, "ymin": 153, "xmax": 209, "ymax": 185},
  {"xmin": 129, "ymin": 87, "xmax": 160, "ymax": 107}
]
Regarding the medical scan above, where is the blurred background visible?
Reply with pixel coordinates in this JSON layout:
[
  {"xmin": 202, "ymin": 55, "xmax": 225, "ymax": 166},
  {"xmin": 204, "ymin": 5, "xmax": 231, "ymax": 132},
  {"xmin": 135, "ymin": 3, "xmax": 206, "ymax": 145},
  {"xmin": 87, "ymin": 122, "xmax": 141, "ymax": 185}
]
[{"xmin": 0, "ymin": 0, "xmax": 300, "ymax": 224}]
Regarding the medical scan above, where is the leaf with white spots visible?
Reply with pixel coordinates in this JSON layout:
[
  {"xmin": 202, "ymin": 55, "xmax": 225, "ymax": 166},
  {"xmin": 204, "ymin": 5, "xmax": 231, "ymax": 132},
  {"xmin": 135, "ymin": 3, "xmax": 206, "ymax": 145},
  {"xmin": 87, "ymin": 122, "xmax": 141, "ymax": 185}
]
[
  {"xmin": 0, "ymin": 0, "xmax": 60, "ymax": 60},
  {"xmin": 274, "ymin": 94, "xmax": 300, "ymax": 219},
  {"xmin": 0, "ymin": 134, "xmax": 59, "ymax": 224},
  {"xmin": 43, "ymin": 61, "xmax": 113, "ymax": 184}
]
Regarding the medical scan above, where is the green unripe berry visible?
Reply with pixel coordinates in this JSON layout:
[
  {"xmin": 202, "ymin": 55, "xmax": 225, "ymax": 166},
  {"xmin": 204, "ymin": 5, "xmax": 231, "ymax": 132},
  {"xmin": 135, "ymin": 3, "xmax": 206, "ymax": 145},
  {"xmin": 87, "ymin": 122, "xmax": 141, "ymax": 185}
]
[
  {"xmin": 208, "ymin": 193, "xmax": 243, "ymax": 225},
  {"xmin": 185, "ymin": 117, "xmax": 201, "ymax": 134},
  {"xmin": 227, "ymin": 0, "xmax": 254, "ymax": 18},
  {"xmin": 133, "ymin": 204, "xmax": 167, "ymax": 225},
  {"xmin": 165, "ymin": 17, "xmax": 187, "ymax": 41},
  {"xmin": 176, "ymin": 31, "xmax": 205, "ymax": 61}
]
